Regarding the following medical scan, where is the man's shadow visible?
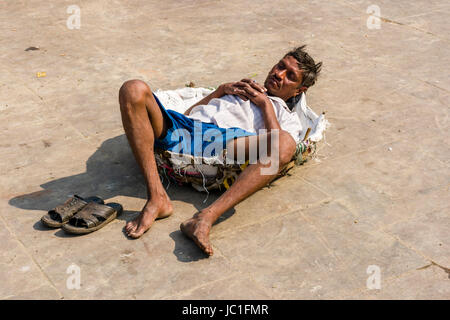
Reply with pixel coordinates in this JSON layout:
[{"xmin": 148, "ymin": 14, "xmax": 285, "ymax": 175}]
[{"xmin": 9, "ymin": 134, "xmax": 235, "ymax": 262}]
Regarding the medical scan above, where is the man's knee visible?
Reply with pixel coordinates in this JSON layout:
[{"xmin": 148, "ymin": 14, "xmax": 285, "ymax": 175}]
[
  {"xmin": 119, "ymin": 79, "xmax": 151, "ymax": 106},
  {"xmin": 277, "ymin": 130, "xmax": 296, "ymax": 165}
]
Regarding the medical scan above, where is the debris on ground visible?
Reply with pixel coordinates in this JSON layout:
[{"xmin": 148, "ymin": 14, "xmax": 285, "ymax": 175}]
[{"xmin": 25, "ymin": 46, "xmax": 40, "ymax": 51}]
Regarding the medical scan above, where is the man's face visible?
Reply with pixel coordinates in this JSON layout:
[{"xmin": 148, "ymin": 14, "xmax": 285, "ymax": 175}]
[{"xmin": 264, "ymin": 55, "xmax": 306, "ymax": 101}]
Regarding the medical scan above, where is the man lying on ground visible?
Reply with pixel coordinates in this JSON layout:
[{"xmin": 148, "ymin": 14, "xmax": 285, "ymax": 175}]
[{"xmin": 119, "ymin": 45, "xmax": 321, "ymax": 256}]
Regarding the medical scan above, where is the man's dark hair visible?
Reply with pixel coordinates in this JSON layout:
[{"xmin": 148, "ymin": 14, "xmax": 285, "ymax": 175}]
[{"xmin": 285, "ymin": 45, "xmax": 322, "ymax": 88}]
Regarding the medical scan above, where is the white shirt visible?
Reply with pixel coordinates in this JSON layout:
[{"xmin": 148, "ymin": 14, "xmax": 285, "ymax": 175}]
[{"xmin": 187, "ymin": 94, "xmax": 303, "ymax": 143}]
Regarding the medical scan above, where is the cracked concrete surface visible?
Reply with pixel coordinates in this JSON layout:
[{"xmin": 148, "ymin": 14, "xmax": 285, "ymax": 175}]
[{"xmin": 0, "ymin": 0, "xmax": 449, "ymax": 299}]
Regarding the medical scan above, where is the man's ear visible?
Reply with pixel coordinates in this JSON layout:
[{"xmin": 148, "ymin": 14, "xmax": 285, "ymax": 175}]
[{"xmin": 296, "ymin": 86, "xmax": 308, "ymax": 95}]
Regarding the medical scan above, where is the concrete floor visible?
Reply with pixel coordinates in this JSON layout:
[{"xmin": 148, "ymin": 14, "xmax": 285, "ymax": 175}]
[{"xmin": 1, "ymin": 0, "xmax": 449, "ymax": 299}]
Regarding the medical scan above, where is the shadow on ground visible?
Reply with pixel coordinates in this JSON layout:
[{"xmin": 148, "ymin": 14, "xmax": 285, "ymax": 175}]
[{"xmin": 9, "ymin": 134, "xmax": 235, "ymax": 261}]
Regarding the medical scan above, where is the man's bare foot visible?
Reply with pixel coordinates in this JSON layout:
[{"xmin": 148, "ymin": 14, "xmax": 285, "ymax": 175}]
[
  {"xmin": 180, "ymin": 214, "xmax": 213, "ymax": 256},
  {"xmin": 125, "ymin": 196, "xmax": 173, "ymax": 239}
]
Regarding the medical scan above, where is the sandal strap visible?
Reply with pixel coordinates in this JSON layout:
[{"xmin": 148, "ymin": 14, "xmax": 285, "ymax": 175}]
[
  {"xmin": 50, "ymin": 195, "xmax": 87, "ymax": 222},
  {"xmin": 71, "ymin": 202, "xmax": 116, "ymax": 228}
]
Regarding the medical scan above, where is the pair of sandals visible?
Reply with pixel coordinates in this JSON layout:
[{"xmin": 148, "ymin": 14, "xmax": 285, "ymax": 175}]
[{"xmin": 41, "ymin": 195, "xmax": 123, "ymax": 234}]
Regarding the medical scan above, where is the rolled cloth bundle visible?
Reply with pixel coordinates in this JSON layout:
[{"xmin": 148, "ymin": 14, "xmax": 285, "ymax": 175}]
[{"xmin": 153, "ymin": 87, "xmax": 329, "ymax": 192}]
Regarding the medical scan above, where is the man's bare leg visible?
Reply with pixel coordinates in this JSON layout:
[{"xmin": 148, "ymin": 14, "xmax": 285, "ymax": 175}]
[
  {"xmin": 180, "ymin": 130, "xmax": 296, "ymax": 255},
  {"xmin": 119, "ymin": 80, "xmax": 173, "ymax": 238}
]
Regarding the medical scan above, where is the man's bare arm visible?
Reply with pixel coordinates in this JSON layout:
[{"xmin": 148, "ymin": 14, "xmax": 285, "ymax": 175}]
[{"xmin": 259, "ymin": 100, "xmax": 281, "ymax": 131}]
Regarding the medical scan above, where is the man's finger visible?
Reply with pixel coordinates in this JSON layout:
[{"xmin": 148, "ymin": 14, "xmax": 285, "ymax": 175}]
[
  {"xmin": 240, "ymin": 78, "xmax": 266, "ymax": 93},
  {"xmin": 234, "ymin": 82, "xmax": 257, "ymax": 96},
  {"xmin": 232, "ymin": 87, "xmax": 248, "ymax": 95},
  {"xmin": 235, "ymin": 81, "xmax": 256, "ymax": 91},
  {"xmin": 241, "ymin": 84, "xmax": 259, "ymax": 97},
  {"xmin": 232, "ymin": 88, "xmax": 250, "ymax": 101},
  {"xmin": 237, "ymin": 94, "xmax": 248, "ymax": 101}
]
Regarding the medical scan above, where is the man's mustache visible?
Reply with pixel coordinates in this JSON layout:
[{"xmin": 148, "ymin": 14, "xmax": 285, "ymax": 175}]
[{"xmin": 267, "ymin": 76, "xmax": 281, "ymax": 89}]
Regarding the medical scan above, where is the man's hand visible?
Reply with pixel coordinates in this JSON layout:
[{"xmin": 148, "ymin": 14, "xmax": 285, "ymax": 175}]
[
  {"xmin": 218, "ymin": 79, "xmax": 268, "ymax": 107},
  {"xmin": 235, "ymin": 79, "xmax": 281, "ymax": 130},
  {"xmin": 235, "ymin": 79, "xmax": 272, "ymax": 109},
  {"xmin": 188, "ymin": 78, "xmax": 280, "ymax": 130}
]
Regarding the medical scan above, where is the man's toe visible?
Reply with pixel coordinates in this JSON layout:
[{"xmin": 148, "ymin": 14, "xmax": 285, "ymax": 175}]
[
  {"xmin": 129, "ymin": 230, "xmax": 143, "ymax": 239},
  {"xmin": 203, "ymin": 243, "xmax": 213, "ymax": 256},
  {"xmin": 126, "ymin": 221, "xmax": 138, "ymax": 233}
]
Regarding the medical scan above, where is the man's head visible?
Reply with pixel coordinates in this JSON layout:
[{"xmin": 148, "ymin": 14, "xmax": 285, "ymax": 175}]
[{"xmin": 264, "ymin": 45, "xmax": 322, "ymax": 103}]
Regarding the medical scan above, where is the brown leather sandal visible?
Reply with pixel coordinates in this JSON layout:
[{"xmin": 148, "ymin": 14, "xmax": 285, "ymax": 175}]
[
  {"xmin": 61, "ymin": 202, "xmax": 123, "ymax": 234},
  {"xmin": 41, "ymin": 195, "xmax": 104, "ymax": 228}
]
